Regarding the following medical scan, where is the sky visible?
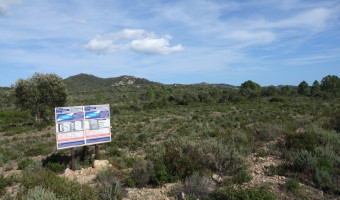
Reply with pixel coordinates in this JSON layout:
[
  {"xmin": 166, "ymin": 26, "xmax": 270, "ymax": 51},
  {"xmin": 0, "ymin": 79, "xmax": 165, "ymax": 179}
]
[{"xmin": 0, "ymin": 0, "xmax": 340, "ymax": 87}]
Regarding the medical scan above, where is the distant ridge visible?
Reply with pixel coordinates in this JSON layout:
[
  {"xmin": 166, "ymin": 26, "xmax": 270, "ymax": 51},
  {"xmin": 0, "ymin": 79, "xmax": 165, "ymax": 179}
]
[{"xmin": 63, "ymin": 73, "xmax": 160, "ymax": 92}]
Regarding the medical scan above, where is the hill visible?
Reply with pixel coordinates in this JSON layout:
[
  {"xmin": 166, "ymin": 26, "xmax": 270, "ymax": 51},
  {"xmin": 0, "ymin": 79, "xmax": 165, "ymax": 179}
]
[{"xmin": 63, "ymin": 73, "xmax": 159, "ymax": 93}]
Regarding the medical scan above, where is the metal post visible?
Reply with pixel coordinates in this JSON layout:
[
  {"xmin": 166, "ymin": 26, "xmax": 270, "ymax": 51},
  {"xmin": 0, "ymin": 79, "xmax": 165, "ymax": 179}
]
[
  {"xmin": 71, "ymin": 147, "xmax": 75, "ymax": 171},
  {"xmin": 95, "ymin": 144, "xmax": 99, "ymax": 159},
  {"xmin": 80, "ymin": 146, "xmax": 87, "ymax": 162}
]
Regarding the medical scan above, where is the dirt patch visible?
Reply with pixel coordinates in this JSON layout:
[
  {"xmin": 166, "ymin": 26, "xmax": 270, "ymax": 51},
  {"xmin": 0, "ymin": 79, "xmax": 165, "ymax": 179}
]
[{"xmin": 123, "ymin": 183, "xmax": 178, "ymax": 200}]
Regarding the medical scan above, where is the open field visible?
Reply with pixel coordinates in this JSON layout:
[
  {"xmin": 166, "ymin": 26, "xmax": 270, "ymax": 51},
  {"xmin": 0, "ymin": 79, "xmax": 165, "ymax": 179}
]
[
  {"xmin": 1, "ymin": 74, "xmax": 340, "ymax": 199},
  {"xmin": 1, "ymin": 94, "xmax": 340, "ymax": 199}
]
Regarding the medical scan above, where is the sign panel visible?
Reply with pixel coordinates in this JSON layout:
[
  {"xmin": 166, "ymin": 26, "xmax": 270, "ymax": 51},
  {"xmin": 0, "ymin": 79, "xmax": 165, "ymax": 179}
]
[{"xmin": 55, "ymin": 104, "xmax": 111, "ymax": 149}]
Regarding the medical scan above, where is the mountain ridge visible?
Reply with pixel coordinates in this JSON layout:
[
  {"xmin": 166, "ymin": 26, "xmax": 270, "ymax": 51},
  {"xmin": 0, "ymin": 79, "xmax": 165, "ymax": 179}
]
[{"xmin": 63, "ymin": 73, "xmax": 160, "ymax": 92}]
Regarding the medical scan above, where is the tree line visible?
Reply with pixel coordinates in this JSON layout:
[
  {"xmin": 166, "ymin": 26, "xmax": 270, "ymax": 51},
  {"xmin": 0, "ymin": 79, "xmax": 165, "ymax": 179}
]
[{"xmin": 1, "ymin": 73, "xmax": 340, "ymax": 123}]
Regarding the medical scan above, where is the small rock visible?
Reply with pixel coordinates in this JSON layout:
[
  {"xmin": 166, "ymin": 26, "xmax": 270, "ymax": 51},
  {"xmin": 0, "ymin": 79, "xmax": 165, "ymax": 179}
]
[
  {"xmin": 93, "ymin": 160, "xmax": 109, "ymax": 170},
  {"xmin": 65, "ymin": 168, "xmax": 72, "ymax": 176},
  {"xmin": 212, "ymin": 174, "xmax": 222, "ymax": 183}
]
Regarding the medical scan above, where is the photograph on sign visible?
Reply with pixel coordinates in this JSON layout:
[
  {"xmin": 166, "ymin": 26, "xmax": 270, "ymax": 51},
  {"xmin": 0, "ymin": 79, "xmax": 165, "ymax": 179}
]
[{"xmin": 55, "ymin": 104, "xmax": 111, "ymax": 149}]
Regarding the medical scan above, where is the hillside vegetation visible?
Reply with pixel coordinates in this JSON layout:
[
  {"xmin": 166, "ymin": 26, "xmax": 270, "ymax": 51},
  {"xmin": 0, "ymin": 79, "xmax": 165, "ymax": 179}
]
[{"xmin": 0, "ymin": 73, "xmax": 340, "ymax": 199}]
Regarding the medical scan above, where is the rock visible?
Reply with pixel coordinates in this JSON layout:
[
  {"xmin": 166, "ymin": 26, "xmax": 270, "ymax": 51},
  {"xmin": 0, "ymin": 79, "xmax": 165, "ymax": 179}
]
[
  {"xmin": 64, "ymin": 168, "xmax": 72, "ymax": 176},
  {"xmin": 212, "ymin": 174, "xmax": 222, "ymax": 183},
  {"xmin": 93, "ymin": 160, "xmax": 109, "ymax": 170}
]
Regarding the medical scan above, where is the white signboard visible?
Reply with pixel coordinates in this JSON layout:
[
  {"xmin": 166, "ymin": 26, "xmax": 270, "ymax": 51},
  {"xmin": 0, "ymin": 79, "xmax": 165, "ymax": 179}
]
[{"xmin": 55, "ymin": 104, "xmax": 111, "ymax": 149}]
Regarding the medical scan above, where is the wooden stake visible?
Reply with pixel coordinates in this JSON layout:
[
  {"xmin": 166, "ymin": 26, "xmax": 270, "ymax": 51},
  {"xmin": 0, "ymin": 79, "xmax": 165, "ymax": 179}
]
[
  {"xmin": 95, "ymin": 144, "xmax": 99, "ymax": 159},
  {"xmin": 71, "ymin": 147, "xmax": 75, "ymax": 171},
  {"xmin": 80, "ymin": 146, "xmax": 87, "ymax": 162}
]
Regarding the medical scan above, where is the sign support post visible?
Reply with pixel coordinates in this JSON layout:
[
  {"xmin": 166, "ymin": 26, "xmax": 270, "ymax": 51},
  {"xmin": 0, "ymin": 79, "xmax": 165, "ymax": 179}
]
[
  {"xmin": 80, "ymin": 146, "xmax": 87, "ymax": 162},
  {"xmin": 95, "ymin": 144, "xmax": 99, "ymax": 159},
  {"xmin": 71, "ymin": 147, "xmax": 75, "ymax": 171}
]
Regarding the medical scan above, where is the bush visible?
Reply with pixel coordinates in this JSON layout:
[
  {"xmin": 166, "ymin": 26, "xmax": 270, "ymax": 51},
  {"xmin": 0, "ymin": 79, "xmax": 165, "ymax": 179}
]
[
  {"xmin": 97, "ymin": 179, "xmax": 122, "ymax": 200},
  {"xmin": 290, "ymin": 150, "xmax": 317, "ymax": 172},
  {"xmin": 46, "ymin": 162, "xmax": 66, "ymax": 174},
  {"xmin": 269, "ymin": 97, "xmax": 285, "ymax": 102},
  {"xmin": 284, "ymin": 178, "xmax": 300, "ymax": 193},
  {"xmin": 130, "ymin": 159, "xmax": 154, "ymax": 187},
  {"xmin": 0, "ymin": 175, "xmax": 14, "ymax": 195},
  {"xmin": 180, "ymin": 173, "xmax": 214, "ymax": 200},
  {"xmin": 252, "ymin": 123, "xmax": 283, "ymax": 142},
  {"xmin": 212, "ymin": 185, "xmax": 277, "ymax": 200},
  {"xmin": 23, "ymin": 186, "xmax": 59, "ymax": 200},
  {"xmin": 20, "ymin": 167, "xmax": 98, "ymax": 199},
  {"xmin": 286, "ymin": 132, "xmax": 318, "ymax": 152},
  {"xmin": 0, "ymin": 154, "xmax": 3, "ymax": 167},
  {"xmin": 314, "ymin": 167, "xmax": 333, "ymax": 189},
  {"xmin": 232, "ymin": 171, "xmax": 252, "ymax": 184},
  {"xmin": 18, "ymin": 158, "xmax": 34, "ymax": 170},
  {"xmin": 163, "ymin": 139, "xmax": 247, "ymax": 177},
  {"xmin": 267, "ymin": 165, "xmax": 287, "ymax": 176},
  {"xmin": 42, "ymin": 153, "xmax": 70, "ymax": 173},
  {"xmin": 96, "ymin": 169, "xmax": 123, "ymax": 200}
]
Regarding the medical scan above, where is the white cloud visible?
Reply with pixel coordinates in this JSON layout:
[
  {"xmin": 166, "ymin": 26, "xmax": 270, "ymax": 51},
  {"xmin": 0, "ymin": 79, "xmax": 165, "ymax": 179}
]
[
  {"xmin": 0, "ymin": 0, "xmax": 21, "ymax": 16},
  {"xmin": 84, "ymin": 29, "xmax": 184, "ymax": 55},
  {"xmin": 273, "ymin": 8, "xmax": 332, "ymax": 30},
  {"xmin": 130, "ymin": 36, "xmax": 184, "ymax": 54}
]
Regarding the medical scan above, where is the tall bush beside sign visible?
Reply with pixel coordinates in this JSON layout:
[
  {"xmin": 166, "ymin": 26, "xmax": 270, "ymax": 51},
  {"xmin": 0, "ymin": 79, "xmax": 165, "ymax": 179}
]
[{"xmin": 55, "ymin": 104, "xmax": 111, "ymax": 150}]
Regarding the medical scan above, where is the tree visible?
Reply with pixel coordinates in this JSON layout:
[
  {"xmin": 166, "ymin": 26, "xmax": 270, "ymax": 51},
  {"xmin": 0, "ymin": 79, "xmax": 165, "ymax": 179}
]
[
  {"xmin": 95, "ymin": 89, "xmax": 104, "ymax": 104},
  {"xmin": 311, "ymin": 80, "xmax": 320, "ymax": 96},
  {"xmin": 145, "ymin": 87, "xmax": 155, "ymax": 102},
  {"xmin": 240, "ymin": 80, "xmax": 261, "ymax": 93},
  {"xmin": 14, "ymin": 73, "xmax": 68, "ymax": 122},
  {"xmin": 298, "ymin": 81, "xmax": 310, "ymax": 96},
  {"xmin": 320, "ymin": 75, "xmax": 340, "ymax": 95},
  {"xmin": 240, "ymin": 80, "xmax": 261, "ymax": 99},
  {"xmin": 261, "ymin": 86, "xmax": 278, "ymax": 96},
  {"xmin": 280, "ymin": 85, "xmax": 292, "ymax": 96}
]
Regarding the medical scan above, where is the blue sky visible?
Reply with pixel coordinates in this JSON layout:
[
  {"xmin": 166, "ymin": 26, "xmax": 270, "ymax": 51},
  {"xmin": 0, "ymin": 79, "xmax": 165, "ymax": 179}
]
[{"xmin": 0, "ymin": 0, "xmax": 339, "ymax": 86}]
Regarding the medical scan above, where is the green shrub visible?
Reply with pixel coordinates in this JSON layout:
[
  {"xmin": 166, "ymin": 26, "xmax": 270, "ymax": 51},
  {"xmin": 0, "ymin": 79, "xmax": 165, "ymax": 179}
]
[
  {"xmin": 20, "ymin": 168, "xmax": 98, "ymax": 199},
  {"xmin": 95, "ymin": 169, "xmax": 123, "ymax": 200},
  {"xmin": 23, "ymin": 186, "xmax": 59, "ymax": 200},
  {"xmin": 163, "ymin": 139, "xmax": 247, "ymax": 177},
  {"xmin": 269, "ymin": 97, "xmax": 285, "ymax": 102},
  {"xmin": 42, "ymin": 153, "xmax": 70, "ymax": 173},
  {"xmin": 126, "ymin": 178, "xmax": 135, "ymax": 187},
  {"xmin": 18, "ymin": 158, "xmax": 34, "ymax": 170},
  {"xmin": 232, "ymin": 171, "xmax": 252, "ymax": 184},
  {"xmin": 252, "ymin": 123, "xmax": 283, "ymax": 142},
  {"xmin": 46, "ymin": 162, "xmax": 66, "ymax": 174},
  {"xmin": 0, "ymin": 154, "xmax": 3, "ymax": 167},
  {"xmin": 314, "ymin": 167, "xmax": 333, "ymax": 189},
  {"xmin": 0, "ymin": 175, "xmax": 14, "ymax": 195},
  {"xmin": 24, "ymin": 146, "xmax": 48, "ymax": 156},
  {"xmin": 106, "ymin": 145, "xmax": 122, "ymax": 157},
  {"xmin": 267, "ymin": 165, "xmax": 287, "ymax": 176},
  {"xmin": 284, "ymin": 178, "xmax": 300, "ymax": 193},
  {"xmin": 285, "ymin": 132, "xmax": 318, "ymax": 152},
  {"xmin": 145, "ymin": 138, "xmax": 247, "ymax": 186},
  {"xmin": 290, "ymin": 150, "xmax": 317, "ymax": 172},
  {"xmin": 333, "ymin": 111, "xmax": 340, "ymax": 132},
  {"xmin": 137, "ymin": 133, "xmax": 147, "ymax": 142},
  {"xmin": 212, "ymin": 185, "xmax": 277, "ymax": 200},
  {"xmin": 130, "ymin": 159, "xmax": 154, "ymax": 187},
  {"xmin": 151, "ymin": 163, "xmax": 173, "ymax": 186},
  {"xmin": 181, "ymin": 173, "xmax": 214, "ymax": 200},
  {"xmin": 97, "ymin": 179, "xmax": 122, "ymax": 200}
]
